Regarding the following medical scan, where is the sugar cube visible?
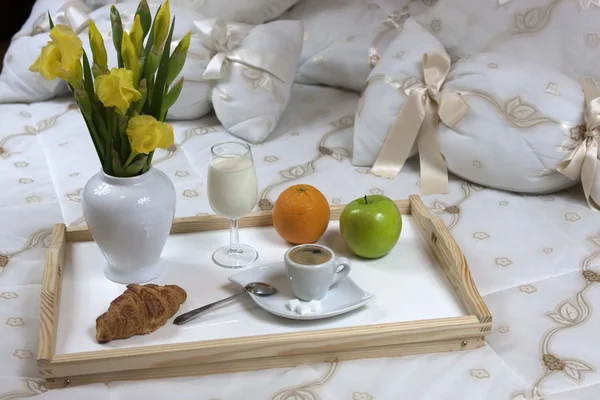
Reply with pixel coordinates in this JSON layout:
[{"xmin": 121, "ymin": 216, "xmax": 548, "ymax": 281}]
[
  {"xmin": 297, "ymin": 303, "xmax": 312, "ymax": 315},
  {"xmin": 287, "ymin": 299, "xmax": 301, "ymax": 312},
  {"xmin": 308, "ymin": 299, "xmax": 322, "ymax": 312}
]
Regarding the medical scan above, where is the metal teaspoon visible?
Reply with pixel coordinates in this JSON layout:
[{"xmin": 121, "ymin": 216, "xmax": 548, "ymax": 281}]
[{"xmin": 173, "ymin": 282, "xmax": 278, "ymax": 325}]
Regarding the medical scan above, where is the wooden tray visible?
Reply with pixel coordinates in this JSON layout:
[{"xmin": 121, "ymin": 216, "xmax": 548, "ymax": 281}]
[{"xmin": 37, "ymin": 195, "xmax": 492, "ymax": 389}]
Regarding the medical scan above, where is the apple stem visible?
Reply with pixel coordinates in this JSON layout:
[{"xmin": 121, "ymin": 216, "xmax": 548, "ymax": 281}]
[{"xmin": 364, "ymin": 195, "xmax": 368, "ymax": 204}]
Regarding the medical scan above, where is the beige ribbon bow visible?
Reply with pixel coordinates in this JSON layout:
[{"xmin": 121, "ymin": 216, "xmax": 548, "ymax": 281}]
[
  {"xmin": 557, "ymin": 78, "xmax": 600, "ymax": 211},
  {"xmin": 371, "ymin": 52, "xmax": 470, "ymax": 194},
  {"xmin": 194, "ymin": 20, "xmax": 291, "ymax": 83}
]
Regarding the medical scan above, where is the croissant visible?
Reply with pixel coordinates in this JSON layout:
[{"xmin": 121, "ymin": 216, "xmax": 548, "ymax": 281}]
[{"xmin": 96, "ymin": 284, "xmax": 187, "ymax": 343}]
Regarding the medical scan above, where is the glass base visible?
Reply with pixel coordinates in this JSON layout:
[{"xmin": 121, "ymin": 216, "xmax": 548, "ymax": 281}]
[{"xmin": 212, "ymin": 244, "xmax": 258, "ymax": 269}]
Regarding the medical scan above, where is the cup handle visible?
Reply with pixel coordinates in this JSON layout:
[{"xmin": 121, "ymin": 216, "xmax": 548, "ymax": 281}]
[{"xmin": 332, "ymin": 257, "xmax": 351, "ymax": 285}]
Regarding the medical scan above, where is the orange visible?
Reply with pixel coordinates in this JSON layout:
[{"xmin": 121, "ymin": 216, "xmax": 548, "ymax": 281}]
[{"xmin": 273, "ymin": 184, "xmax": 330, "ymax": 244}]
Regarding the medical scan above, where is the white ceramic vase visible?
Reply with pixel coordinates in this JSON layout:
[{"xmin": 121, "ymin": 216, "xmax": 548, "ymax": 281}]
[{"xmin": 81, "ymin": 167, "xmax": 176, "ymax": 284}]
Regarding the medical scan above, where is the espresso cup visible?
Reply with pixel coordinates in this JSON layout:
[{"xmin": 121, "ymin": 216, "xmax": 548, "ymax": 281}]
[{"xmin": 284, "ymin": 244, "xmax": 351, "ymax": 301}]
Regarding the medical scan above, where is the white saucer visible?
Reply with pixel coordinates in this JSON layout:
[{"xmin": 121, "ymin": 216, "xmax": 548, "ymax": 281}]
[{"xmin": 228, "ymin": 262, "xmax": 375, "ymax": 320}]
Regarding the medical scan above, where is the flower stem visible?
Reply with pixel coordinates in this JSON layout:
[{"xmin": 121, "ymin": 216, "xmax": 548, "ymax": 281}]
[
  {"xmin": 143, "ymin": 150, "xmax": 154, "ymax": 173},
  {"xmin": 123, "ymin": 152, "xmax": 137, "ymax": 168}
]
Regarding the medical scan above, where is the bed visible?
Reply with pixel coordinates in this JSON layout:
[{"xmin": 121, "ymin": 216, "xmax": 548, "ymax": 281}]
[{"xmin": 1, "ymin": 1, "xmax": 600, "ymax": 399}]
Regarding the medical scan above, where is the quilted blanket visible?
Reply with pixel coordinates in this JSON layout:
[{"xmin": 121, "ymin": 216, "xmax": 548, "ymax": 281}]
[{"xmin": 1, "ymin": 84, "xmax": 600, "ymax": 399}]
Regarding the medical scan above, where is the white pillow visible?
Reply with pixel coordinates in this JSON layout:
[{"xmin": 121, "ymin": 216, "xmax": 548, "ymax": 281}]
[
  {"xmin": 353, "ymin": 30, "xmax": 590, "ymax": 196},
  {"xmin": 12, "ymin": 0, "xmax": 85, "ymax": 40},
  {"xmin": 282, "ymin": 0, "xmax": 411, "ymax": 92},
  {"xmin": 171, "ymin": 0, "xmax": 299, "ymax": 25},
  {"xmin": 439, "ymin": 52, "xmax": 583, "ymax": 194},
  {"xmin": 207, "ymin": 20, "xmax": 303, "ymax": 143},
  {"xmin": 558, "ymin": 77, "xmax": 600, "ymax": 211},
  {"xmin": 169, "ymin": 19, "xmax": 303, "ymax": 143},
  {"xmin": 0, "ymin": 0, "xmax": 84, "ymax": 102},
  {"xmin": 414, "ymin": 0, "xmax": 600, "ymax": 84},
  {"xmin": 352, "ymin": 18, "xmax": 446, "ymax": 167},
  {"xmin": 165, "ymin": 34, "xmax": 212, "ymax": 120},
  {"xmin": 82, "ymin": 0, "xmax": 114, "ymax": 7}
]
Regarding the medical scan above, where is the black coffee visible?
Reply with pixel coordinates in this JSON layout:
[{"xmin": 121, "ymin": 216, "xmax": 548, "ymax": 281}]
[{"xmin": 289, "ymin": 245, "xmax": 332, "ymax": 265}]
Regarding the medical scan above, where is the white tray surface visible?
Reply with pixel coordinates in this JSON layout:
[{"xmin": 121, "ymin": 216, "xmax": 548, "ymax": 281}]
[{"xmin": 55, "ymin": 217, "xmax": 467, "ymax": 355}]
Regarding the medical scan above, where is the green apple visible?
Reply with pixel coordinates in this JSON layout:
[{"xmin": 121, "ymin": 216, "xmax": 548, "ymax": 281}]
[{"xmin": 340, "ymin": 195, "xmax": 402, "ymax": 259}]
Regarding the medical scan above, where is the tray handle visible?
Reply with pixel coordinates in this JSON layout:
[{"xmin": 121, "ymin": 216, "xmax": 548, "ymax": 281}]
[
  {"xmin": 408, "ymin": 195, "xmax": 492, "ymax": 330},
  {"xmin": 38, "ymin": 224, "xmax": 67, "ymax": 368}
]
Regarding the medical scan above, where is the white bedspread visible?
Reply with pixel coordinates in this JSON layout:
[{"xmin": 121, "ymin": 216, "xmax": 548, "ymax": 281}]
[{"xmin": 1, "ymin": 85, "xmax": 600, "ymax": 400}]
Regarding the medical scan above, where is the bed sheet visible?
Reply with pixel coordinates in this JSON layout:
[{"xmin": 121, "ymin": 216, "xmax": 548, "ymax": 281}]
[{"xmin": 1, "ymin": 84, "xmax": 599, "ymax": 400}]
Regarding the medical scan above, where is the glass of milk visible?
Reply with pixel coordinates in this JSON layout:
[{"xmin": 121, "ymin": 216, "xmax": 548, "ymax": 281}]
[{"xmin": 208, "ymin": 142, "xmax": 259, "ymax": 268}]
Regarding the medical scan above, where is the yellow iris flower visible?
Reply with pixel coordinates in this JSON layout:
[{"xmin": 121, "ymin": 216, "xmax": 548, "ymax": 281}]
[
  {"xmin": 126, "ymin": 115, "xmax": 174, "ymax": 154},
  {"xmin": 121, "ymin": 32, "xmax": 138, "ymax": 74},
  {"xmin": 130, "ymin": 15, "xmax": 144, "ymax": 55},
  {"xmin": 88, "ymin": 20, "xmax": 107, "ymax": 70},
  {"xmin": 94, "ymin": 68, "xmax": 142, "ymax": 113},
  {"xmin": 153, "ymin": 0, "xmax": 170, "ymax": 47},
  {"xmin": 29, "ymin": 25, "xmax": 83, "ymax": 82}
]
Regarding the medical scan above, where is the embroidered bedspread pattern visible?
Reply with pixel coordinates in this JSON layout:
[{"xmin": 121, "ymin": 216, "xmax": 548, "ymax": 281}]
[{"xmin": 0, "ymin": 85, "xmax": 599, "ymax": 399}]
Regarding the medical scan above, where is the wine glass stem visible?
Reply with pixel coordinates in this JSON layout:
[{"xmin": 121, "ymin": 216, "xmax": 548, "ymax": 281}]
[{"xmin": 229, "ymin": 218, "xmax": 240, "ymax": 254}]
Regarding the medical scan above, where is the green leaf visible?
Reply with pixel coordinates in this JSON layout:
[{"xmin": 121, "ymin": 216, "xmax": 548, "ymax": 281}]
[
  {"xmin": 47, "ymin": 11, "xmax": 54, "ymax": 30},
  {"xmin": 166, "ymin": 31, "xmax": 191, "ymax": 87},
  {"xmin": 81, "ymin": 50, "xmax": 108, "ymax": 156},
  {"xmin": 135, "ymin": 54, "xmax": 146, "ymax": 87},
  {"xmin": 81, "ymin": 51, "xmax": 95, "ymax": 99},
  {"xmin": 143, "ymin": 5, "xmax": 159, "ymax": 56},
  {"xmin": 75, "ymin": 88, "xmax": 92, "ymax": 119},
  {"xmin": 103, "ymin": 137, "xmax": 114, "ymax": 176},
  {"xmin": 151, "ymin": 18, "xmax": 176, "ymax": 120},
  {"xmin": 118, "ymin": 114, "xmax": 129, "ymax": 134},
  {"xmin": 80, "ymin": 109, "xmax": 103, "ymax": 161},
  {"xmin": 82, "ymin": 51, "xmax": 105, "ymax": 140},
  {"xmin": 107, "ymin": 108, "xmax": 120, "ymax": 156},
  {"xmin": 110, "ymin": 6, "xmax": 124, "ymax": 69},
  {"xmin": 91, "ymin": 99, "xmax": 109, "ymax": 141},
  {"xmin": 161, "ymin": 77, "xmax": 184, "ymax": 119},
  {"xmin": 135, "ymin": 78, "xmax": 148, "ymax": 115},
  {"xmin": 142, "ymin": 150, "xmax": 155, "ymax": 173},
  {"xmin": 91, "ymin": 64, "xmax": 102, "ymax": 78},
  {"xmin": 145, "ymin": 49, "xmax": 160, "ymax": 82},
  {"xmin": 124, "ymin": 156, "xmax": 147, "ymax": 176},
  {"xmin": 119, "ymin": 114, "xmax": 130, "ymax": 162},
  {"xmin": 139, "ymin": 3, "xmax": 160, "ymax": 110},
  {"xmin": 135, "ymin": 0, "xmax": 152, "ymax": 40},
  {"xmin": 112, "ymin": 149, "xmax": 126, "ymax": 177}
]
